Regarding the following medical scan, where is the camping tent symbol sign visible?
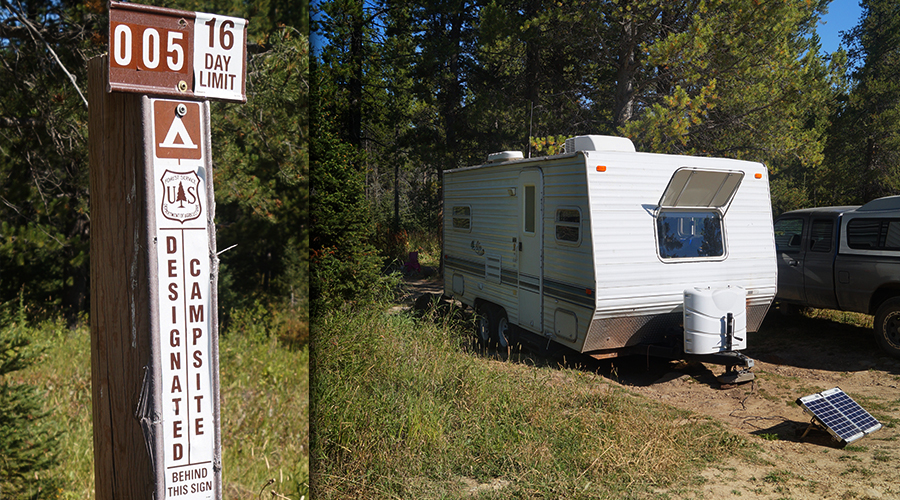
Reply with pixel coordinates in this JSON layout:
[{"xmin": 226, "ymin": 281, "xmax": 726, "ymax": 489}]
[
  {"xmin": 154, "ymin": 100, "xmax": 202, "ymax": 160},
  {"xmin": 160, "ymin": 170, "xmax": 202, "ymax": 223}
]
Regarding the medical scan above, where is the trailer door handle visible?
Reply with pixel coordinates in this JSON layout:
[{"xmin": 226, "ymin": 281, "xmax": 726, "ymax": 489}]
[{"xmin": 789, "ymin": 259, "xmax": 799, "ymax": 267}]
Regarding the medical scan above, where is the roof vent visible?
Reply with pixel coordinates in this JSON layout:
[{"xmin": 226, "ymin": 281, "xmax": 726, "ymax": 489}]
[
  {"xmin": 564, "ymin": 135, "xmax": 635, "ymax": 154},
  {"xmin": 486, "ymin": 151, "xmax": 524, "ymax": 163}
]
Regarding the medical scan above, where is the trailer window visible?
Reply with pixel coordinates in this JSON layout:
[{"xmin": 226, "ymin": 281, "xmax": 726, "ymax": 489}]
[
  {"xmin": 524, "ymin": 186, "xmax": 536, "ymax": 233},
  {"xmin": 555, "ymin": 208, "xmax": 581, "ymax": 244},
  {"xmin": 452, "ymin": 206, "xmax": 471, "ymax": 231},
  {"xmin": 847, "ymin": 218, "xmax": 900, "ymax": 250},
  {"xmin": 656, "ymin": 210, "xmax": 724, "ymax": 259},
  {"xmin": 774, "ymin": 218, "xmax": 803, "ymax": 252}
]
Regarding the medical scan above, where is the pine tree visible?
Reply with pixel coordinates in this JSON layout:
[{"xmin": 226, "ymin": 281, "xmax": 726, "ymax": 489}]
[
  {"xmin": 820, "ymin": 0, "xmax": 900, "ymax": 204},
  {"xmin": 309, "ymin": 57, "xmax": 387, "ymax": 313},
  {"xmin": 0, "ymin": 299, "xmax": 60, "ymax": 497}
]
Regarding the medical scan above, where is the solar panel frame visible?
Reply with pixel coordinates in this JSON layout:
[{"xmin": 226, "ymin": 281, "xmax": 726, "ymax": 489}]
[{"xmin": 797, "ymin": 387, "xmax": 882, "ymax": 444}]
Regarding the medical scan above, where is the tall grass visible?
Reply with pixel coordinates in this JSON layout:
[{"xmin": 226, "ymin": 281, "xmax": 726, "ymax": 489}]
[
  {"xmin": 11, "ymin": 304, "xmax": 308, "ymax": 499},
  {"xmin": 312, "ymin": 305, "xmax": 749, "ymax": 498}
]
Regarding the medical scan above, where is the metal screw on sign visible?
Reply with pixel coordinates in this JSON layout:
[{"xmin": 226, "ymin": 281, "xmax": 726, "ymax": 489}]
[
  {"xmin": 178, "ymin": 80, "xmax": 188, "ymax": 92},
  {"xmin": 176, "ymin": 103, "xmax": 188, "ymax": 117}
]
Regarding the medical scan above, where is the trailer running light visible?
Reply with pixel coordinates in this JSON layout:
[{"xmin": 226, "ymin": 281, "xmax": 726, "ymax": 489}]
[
  {"xmin": 755, "ymin": 173, "xmax": 762, "ymax": 179},
  {"xmin": 596, "ymin": 165, "xmax": 607, "ymax": 172},
  {"xmin": 586, "ymin": 288, "xmax": 593, "ymax": 295}
]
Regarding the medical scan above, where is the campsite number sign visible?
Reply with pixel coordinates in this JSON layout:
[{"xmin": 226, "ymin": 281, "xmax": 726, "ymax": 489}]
[{"xmin": 108, "ymin": 1, "xmax": 247, "ymax": 102}]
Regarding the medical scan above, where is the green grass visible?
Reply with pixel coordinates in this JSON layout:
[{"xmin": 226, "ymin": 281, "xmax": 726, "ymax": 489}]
[
  {"xmin": 9, "ymin": 306, "xmax": 308, "ymax": 499},
  {"xmin": 312, "ymin": 304, "xmax": 752, "ymax": 498}
]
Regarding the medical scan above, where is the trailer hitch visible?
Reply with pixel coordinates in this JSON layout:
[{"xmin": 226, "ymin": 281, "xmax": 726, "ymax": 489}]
[{"xmin": 627, "ymin": 344, "xmax": 756, "ymax": 385}]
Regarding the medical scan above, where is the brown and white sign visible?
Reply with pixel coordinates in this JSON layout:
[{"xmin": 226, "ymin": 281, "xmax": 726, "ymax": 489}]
[
  {"xmin": 151, "ymin": 97, "xmax": 217, "ymax": 499},
  {"xmin": 109, "ymin": 1, "xmax": 246, "ymax": 102}
]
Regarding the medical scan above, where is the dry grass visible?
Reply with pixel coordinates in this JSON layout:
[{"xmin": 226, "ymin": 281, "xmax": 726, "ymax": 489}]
[
  {"xmin": 14, "ymin": 305, "xmax": 308, "ymax": 499},
  {"xmin": 312, "ymin": 304, "xmax": 750, "ymax": 499}
]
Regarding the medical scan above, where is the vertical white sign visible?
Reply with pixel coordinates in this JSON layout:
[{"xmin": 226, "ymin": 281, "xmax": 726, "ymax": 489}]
[
  {"xmin": 193, "ymin": 12, "xmax": 246, "ymax": 101},
  {"xmin": 151, "ymin": 98, "xmax": 216, "ymax": 499}
]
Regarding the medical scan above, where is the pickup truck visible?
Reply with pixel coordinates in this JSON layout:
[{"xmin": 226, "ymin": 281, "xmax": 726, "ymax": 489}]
[{"xmin": 773, "ymin": 195, "xmax": 900, "ymax": 357}]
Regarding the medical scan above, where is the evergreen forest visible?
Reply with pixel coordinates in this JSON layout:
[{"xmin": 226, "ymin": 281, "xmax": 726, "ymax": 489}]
[
  {"xmin": 1, "ymin": 0, "xmax": 308, "ymax": 496},
  {"xmin": 1, "ymin": 0, "xmax": 309, "ymax": 324},
  {"xmin": 311, "ymin": 0, "xmax": 900, "ymax": 308}
]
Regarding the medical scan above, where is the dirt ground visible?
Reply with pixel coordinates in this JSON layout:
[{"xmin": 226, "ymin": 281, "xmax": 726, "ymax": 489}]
[
  {"xmin": 399, "ymin": 276, "xmax": 900, "ymax": 499},
  {"xmin": 623, "ymin": 310, "xmax": 900, "ymax": 500}
]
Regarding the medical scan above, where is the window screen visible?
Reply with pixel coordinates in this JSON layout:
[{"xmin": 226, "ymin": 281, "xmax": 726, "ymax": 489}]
[
  {"xmin": 657, "ymin": 210, "xmax": 724, "ymax": 259},
  {"xmin": 555, "ymin": 208, "xmax": 581, "ymax": 243},
  {"xmin": 452, "ymin": 206, "xmax": 471, "ymax": 231}
]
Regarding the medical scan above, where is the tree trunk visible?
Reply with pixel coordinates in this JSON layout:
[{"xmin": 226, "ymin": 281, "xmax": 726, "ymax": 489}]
[{"xmin": 614, "ymin": 19, "xmax": 636, "ymax": 129}]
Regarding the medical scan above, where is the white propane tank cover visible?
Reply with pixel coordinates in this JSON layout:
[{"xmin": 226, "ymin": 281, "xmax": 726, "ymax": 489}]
[
  {"xmin": 564, "ymin": 135, "xmax": 636, "ymax": 153},
  {"xmin": 486, "ymin": 151, "xmax": 524, "ymax": 163},
  {"xmin": 683, "ymin": 286, "xmax": 748, "ymax": 355}
]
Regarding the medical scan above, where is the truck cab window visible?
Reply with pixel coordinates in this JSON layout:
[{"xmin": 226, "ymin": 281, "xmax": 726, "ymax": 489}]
[
  {"xmin": 656, "ymin": 209, "xmax": 724, "ymax": 259},
  {"xmin": 809, "ymin": 219, "xmax": 834, "ymax": 252},
  {"xmin": 774, "ymin": 218, "xmax": 803, "ymax": 252}
]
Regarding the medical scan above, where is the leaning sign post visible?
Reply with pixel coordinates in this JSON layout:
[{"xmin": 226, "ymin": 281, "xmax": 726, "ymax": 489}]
[{"xmin": 89, "ymin": 3, "xmax": 246, "ymax": 499}]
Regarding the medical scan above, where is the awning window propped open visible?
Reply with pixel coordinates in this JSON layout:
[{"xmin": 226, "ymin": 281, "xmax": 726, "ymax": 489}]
[{"xmin": 658, "ymin": 167, "xmax": 744, "ymax": 213}]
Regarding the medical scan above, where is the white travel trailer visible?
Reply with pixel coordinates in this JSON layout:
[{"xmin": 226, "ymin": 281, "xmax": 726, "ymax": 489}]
[{"xmin": 442, "ymin": 135, "xmax": 777, "ymax": 381}]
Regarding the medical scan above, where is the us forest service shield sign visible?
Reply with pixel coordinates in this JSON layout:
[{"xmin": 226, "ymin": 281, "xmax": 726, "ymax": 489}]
[{"xmin": 160, "ymin": 170, "xmax": 203, "ymax": 223}]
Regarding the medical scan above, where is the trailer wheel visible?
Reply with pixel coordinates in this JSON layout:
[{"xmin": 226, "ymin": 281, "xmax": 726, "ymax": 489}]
[
  {"xmin": 495, "ymin": 308, "xmax": 513, "ymax": 360},
  {"xmin": 475, "ymin": 304, "xmax": 492, "ymax": 348},
  {"xmin": 874, "ymin": 298, "xmax": 900, "ymax": 358}
]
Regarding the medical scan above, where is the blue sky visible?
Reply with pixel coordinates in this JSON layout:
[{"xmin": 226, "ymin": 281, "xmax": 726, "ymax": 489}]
[{"xmin": 817, "ymin": 0, "xmax": 863, "ymax": 54}]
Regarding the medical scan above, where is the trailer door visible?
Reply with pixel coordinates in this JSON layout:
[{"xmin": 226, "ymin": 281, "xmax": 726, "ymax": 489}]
[{"xmin": 518, "ymin": 169, "xmax": 543, "ymax": 332}]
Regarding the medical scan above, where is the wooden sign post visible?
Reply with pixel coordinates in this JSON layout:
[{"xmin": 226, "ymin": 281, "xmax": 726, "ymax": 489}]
[{"xmin": 89, "ymin": 3, "xmax": 246, "ymax": 499}]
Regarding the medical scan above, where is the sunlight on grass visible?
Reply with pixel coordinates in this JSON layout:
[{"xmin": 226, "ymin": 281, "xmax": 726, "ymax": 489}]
[
  {"xmin": 12, "ymin": 308, "xmax": 308, "ymax": 499},
  {"xmin": 313, "ymin": 304, "xmax": 750, "ymax": 498},
  {"xmin": 803, "ymin": 308, "xmax": 873, "ymax": 329}
]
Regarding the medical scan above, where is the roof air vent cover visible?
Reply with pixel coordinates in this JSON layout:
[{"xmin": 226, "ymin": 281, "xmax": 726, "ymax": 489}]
[
  {"xmin": 486, "ymin": 151, "xmax": 524, "ymax": 163},
  {"xmin": 564, "ymin": 135, "xmax": 635, "ymax": 154}
]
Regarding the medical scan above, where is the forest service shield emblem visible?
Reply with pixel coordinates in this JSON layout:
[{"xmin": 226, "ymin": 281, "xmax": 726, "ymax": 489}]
[{"xmin": 160, "ymin": 170, "xmax": 202, "ymax": 223}]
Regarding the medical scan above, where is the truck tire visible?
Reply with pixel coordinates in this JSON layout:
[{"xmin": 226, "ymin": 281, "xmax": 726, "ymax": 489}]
[{"xmin": 873, "ymin": 297, "xmax": 900, "ymax": 358}]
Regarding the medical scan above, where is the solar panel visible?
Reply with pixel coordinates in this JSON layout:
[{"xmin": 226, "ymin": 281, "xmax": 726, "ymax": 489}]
[{"xmin": 797, "ymin": 387, "xmax": 882, "ymax": 444}]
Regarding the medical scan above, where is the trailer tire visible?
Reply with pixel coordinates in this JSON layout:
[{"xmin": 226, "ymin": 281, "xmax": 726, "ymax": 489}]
[
  {"xmin": 475, "ymin": 304, "xmax": 493, "ymax": 348},
  {"xmin": 495, "ymin": 308, "xmax": 513, "ymax": 360},
  {"xmin": 874, "ymin": 297, "xmax": 900, "ymax": 358}
]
